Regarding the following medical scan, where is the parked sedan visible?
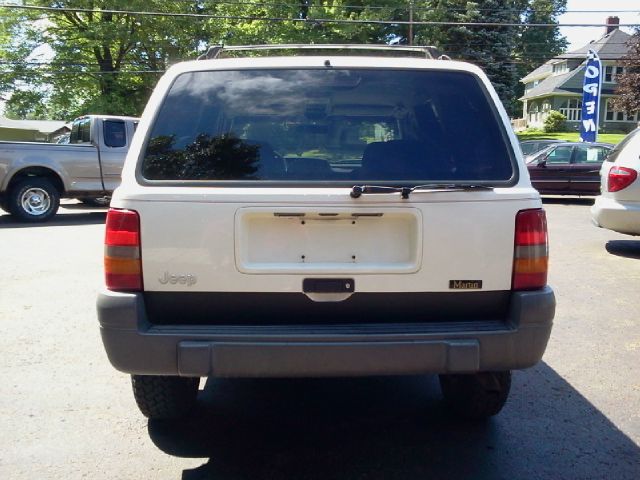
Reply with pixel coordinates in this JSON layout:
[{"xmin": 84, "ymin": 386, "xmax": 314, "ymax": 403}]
[
  {"xmin": 526, "ymin": 142, "xmax": 614, "ymax": 195},
  {"xmin": 592, "ymin": 128, "xmax": 640, "ymax": 235}
]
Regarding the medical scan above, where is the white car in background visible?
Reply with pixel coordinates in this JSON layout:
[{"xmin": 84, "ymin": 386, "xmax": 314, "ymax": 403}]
[{"xmin": 592, "ymin": 128, "xmax": 640, "ymax": 236}]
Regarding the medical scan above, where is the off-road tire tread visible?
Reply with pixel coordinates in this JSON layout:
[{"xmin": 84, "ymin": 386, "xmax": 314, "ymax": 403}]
[
  {"xmin": 439, "ymin": 370, "xmax": 511, "ymax": 420},
  {"xmin": 131, "ymin": 375, "xmax": 199, "ymax": 419}
]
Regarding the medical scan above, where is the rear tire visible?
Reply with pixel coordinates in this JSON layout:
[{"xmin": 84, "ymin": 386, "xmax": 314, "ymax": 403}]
[
  {"xmin": 131, "ymin": 375, "xmax": 199, "ymax": 419},
  {"xmin": 439, "ymin": 370, "xmax": 511, "ymax": 420},
  {"xmin": 8, "ymin": 177, "xmax": 60, "ymax": 222}
]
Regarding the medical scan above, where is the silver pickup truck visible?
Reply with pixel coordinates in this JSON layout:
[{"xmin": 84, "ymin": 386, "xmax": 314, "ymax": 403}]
[{"xmin": 0, "ymin": 115, "xmax": 138, "ymax": 222}]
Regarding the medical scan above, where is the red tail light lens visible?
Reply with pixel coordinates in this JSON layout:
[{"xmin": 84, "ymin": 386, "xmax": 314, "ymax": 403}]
[
  {"xmin": 512, "ymin": 209, "xmax": 548, "ymax": 291},
  {"xmin": 608, "ymin": 166, "xmax": 638, "ymax": 192},
  {"xmin": 104, "ymin": 209, "xmax": 142, "ymax": 291}
]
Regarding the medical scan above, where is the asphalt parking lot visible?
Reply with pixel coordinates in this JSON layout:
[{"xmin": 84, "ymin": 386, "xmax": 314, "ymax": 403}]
[{"xmin": 1, "ymin": 198, "xmax": 639, "ymax": 479}]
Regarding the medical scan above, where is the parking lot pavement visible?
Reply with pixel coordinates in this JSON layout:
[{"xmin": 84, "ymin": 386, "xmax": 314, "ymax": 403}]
[{"xmin": 0, "ymin": 198, "xmax": 639, "ymax": 479}]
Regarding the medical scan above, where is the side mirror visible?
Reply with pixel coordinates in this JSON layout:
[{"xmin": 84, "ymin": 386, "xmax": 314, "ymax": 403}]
[{"xmin": 537, "ymin": 157, "xmax": 547, "ymax": 167}]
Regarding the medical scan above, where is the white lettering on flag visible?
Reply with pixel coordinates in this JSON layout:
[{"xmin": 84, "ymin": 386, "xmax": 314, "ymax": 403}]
[
  {"xmin": 583, "ymin": 84, "xmax": 599, "ymax": 95},
  {"xmin": 582, "ymin": 119, "xmax": 597, "ymax": 132},
  {"xmin": 585, "ymin": 65, "xmax": 600, "ymax": 78},
  {"xmin": 580, "ymin": 49, "xmax": 601, "ymax": 142}
]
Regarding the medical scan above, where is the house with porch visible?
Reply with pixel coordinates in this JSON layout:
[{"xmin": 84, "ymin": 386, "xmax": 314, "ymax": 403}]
[{"xmin": 519, "ymin": 17, "xmax": 637, "ymax": 133}]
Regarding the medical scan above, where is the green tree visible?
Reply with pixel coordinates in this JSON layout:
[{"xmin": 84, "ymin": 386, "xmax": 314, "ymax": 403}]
[
  {"xmin": 0, "ymin": 1, "xmax": 215, "ymax": 119},
  {"xmin": 612, "ymin": 29, "xmax": 640, "ymax": 115},
  {"xmin": 409, "ymin": 1, "xmax": 566, "ymax": 116},
  {"xmin": 513, "ymin": 0, "xmax": 567, "ymax": 114},
  {"xmin": 0, "ymin": 1, "xmax": 568, "ymax": 120},
  {"xmin": 413, "ymin": 1, "xmax": 521, "ymax": 114},
  {"xmin": 515, "ymin": 0, "xmax": 568, "ymax": 75},
  {"xmin": 205, "ymin": 1, "xmax": 401, "ymax": 47}
]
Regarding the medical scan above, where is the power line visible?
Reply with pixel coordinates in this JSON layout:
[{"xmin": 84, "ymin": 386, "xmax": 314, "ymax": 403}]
[
  {"xmin": 4, "ymin": 1, "xmax": 640, "ymax": 17},
  {"xmin": 94, "ymin": 0, "xmax": 640, "ymax": 14},
  {"xmin": 2, "ymin": 4, "xmax": 639, "ymax": 28}
]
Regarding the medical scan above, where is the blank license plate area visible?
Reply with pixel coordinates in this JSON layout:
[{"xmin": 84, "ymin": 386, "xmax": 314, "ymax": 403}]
[{"xmin": 235, "ymin": 208, "xmax": 422, "ymax": 274}]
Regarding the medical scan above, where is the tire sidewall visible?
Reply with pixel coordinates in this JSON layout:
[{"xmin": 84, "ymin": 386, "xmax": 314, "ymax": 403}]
[{"xmin": 9, "ymin": 178, "xmax": 60, "ymax": 222}]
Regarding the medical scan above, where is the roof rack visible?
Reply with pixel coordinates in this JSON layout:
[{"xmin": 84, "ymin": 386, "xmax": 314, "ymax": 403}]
[{"xmin": 197, "ymin": 44, "xmax": 446, "ymax": 60}]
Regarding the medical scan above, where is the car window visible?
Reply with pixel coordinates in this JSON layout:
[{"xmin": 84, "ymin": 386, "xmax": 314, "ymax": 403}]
[
  {"xmin": 605, "ymin": 128, "xmax": 639, "ymax": 163},
  {"xmin": 70, "ymin": 117, "xmax": 91, "ymax": 144},
  {"xmin": 572, "ymin": 145, "xmax": 604, "ymax": 163},
  {"xmin": 521, "ymin": 143, "xmax": 537, "ymax": 156},
  {"xmin": 545, "ymin": 146, "xmax": 573, "ymax": 164},
  {"xmin": 104, "ymin": 120, "xmax": 127, "ymax": 148},
  {"xmin": 141, "ymin": 69, "xmax": 516, "ymax": 184}
]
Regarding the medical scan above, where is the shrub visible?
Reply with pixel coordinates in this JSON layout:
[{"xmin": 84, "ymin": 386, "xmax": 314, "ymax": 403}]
[{"xmin": 543, "ymin": 110, "xmax": 567, "ymax": 133}]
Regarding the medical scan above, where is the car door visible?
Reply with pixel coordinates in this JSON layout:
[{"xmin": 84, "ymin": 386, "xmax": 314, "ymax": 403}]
[
  {"xmin": 569, "ymin": 145, "xmax": 609, "ymax": 195},
  {"xmin": 528, "ymin": 145, "xmax": 573, "ymax": 194},
  {"xmin": 99, "ymin": 119, "xmax": 130, "ymax": 192}
]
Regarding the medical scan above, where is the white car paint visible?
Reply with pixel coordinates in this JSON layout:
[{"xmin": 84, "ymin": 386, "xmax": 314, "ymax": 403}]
[
  {"xmin": 112, "ymin": 56, "xmax": 541, "ymax": 296},
  {"xmin": 592, "ymin": 128, "xmax": 640, "ymax": 235}
]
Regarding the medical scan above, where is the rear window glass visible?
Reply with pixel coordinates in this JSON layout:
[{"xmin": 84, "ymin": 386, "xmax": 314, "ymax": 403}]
[
  {"xmin": 104, "ymin": 120, "xmax": 127, "ymax": 148},
  {"xmin": 70, "ymin": 117, "xmax": 91, "ymax": 144},
  {"xmin": 141, "ymin": 69, "xmax": 515, "ymax": 184},
  {"xmin": 605, "ymin": 128, "xmax": 639, "ymax": 163}
]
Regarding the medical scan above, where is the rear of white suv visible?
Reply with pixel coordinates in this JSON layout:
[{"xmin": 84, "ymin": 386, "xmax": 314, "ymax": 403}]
[
  {"xmin": 592, "ymin": 128, "xmax": 640, "ymax": 236},
  {"xmin": 97, "ymin": 48, "xmax": 555, "ymax": 420}
]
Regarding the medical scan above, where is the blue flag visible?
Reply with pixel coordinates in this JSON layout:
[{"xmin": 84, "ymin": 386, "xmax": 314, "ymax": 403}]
[{"xmin": 580, "ymin": 50, "xmax": 602, "ymax": 143}]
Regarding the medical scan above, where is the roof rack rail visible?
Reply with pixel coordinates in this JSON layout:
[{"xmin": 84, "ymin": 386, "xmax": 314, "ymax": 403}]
[{"xmin": 197, "ymin": 44, "xmax": 444, "ymax": 60}]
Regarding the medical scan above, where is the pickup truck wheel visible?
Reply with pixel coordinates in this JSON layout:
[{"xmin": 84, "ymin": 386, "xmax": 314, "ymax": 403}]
[
  {"xmin": 439, "ymin": 370, "xmax": 511, "ymax": 420},
  {"xmin": 131, "ymin": 375, "xmax": 199, "ymax": 419},
  {"xmin": 8, "ymin": 178, "xmax": 60, "ymax": 222}
]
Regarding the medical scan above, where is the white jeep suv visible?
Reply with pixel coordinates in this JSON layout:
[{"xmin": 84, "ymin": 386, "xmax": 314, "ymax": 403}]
[{"xmin": 97, "ymin": 45, "xmax": 555, "ymax": 420}]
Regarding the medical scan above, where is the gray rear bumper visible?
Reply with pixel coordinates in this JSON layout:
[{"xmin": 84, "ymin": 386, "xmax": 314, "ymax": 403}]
[{"xmin": 97, "ymin": 287, "xmax": 555, "ymax": 377}]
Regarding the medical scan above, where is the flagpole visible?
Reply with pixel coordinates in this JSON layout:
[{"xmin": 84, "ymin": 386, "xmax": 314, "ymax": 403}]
[{"xmin": 580, "ymin": 49, "xmax": 602, "ymax": 143}]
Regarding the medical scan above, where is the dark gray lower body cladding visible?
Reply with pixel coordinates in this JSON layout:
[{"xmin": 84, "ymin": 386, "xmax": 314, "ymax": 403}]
[
  {"xmin": 97, "ymin": 288, "xmax": 555, "ymax": 377},
  {"xmin": 177, "ymin": 339, "xmax": 482, "ymax": 377}
]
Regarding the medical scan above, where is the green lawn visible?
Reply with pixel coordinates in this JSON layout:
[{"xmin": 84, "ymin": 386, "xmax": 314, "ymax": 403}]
[{"xmin": 516, "ymin": 130, "xmax": 626, "ymax": 145}]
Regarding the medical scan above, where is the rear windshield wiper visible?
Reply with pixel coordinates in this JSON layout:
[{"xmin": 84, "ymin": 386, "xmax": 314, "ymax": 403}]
[{"xmin": 350, "ymin": 184, "xmax": 493, "ymax": 199}]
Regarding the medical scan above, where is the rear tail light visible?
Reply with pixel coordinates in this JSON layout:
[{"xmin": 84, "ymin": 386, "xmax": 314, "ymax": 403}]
[
  {"xmin": 104, "ymin": 208, "xmax": 142, "ymax": 291},
  {"xmin": 607, "ymin": 166, "xmax": 638, "ymax": 192},
  {"xmin": 512, "ymin": 209, "xmax": 548, "ymax": 291}
]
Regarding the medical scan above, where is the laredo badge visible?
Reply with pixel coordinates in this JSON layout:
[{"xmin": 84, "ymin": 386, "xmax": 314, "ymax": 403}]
[{"xmin": 449, "ymin": 280, "xmax": 482, "ymax": 290}]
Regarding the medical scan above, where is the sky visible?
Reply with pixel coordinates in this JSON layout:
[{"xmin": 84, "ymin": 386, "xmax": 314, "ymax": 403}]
[{"xmin": 559, "ymin": 0, "xmax": 640, "ymax": 51}]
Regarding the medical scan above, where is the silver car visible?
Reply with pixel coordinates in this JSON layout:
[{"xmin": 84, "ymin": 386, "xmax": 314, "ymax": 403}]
[{"xmin": 591, "ymin": 128, "xmax": 640, "ymax": 235}]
